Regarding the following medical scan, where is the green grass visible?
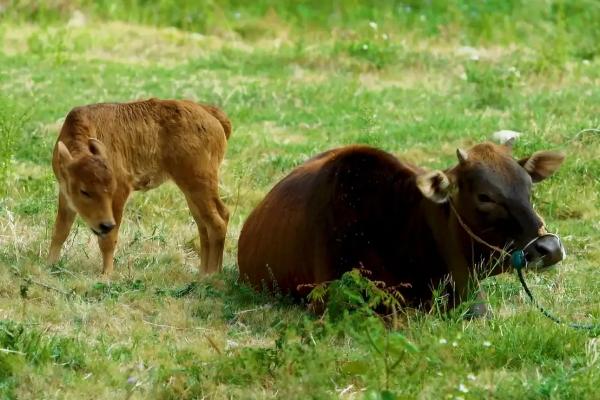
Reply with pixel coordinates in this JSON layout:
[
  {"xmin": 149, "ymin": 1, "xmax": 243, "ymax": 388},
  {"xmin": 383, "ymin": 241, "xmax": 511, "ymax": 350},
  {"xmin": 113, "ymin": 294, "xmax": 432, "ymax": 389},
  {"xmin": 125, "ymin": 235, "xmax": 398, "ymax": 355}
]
[{"xmin": 1, "ymin": 1, "xmax": 600, "ymax": 398}]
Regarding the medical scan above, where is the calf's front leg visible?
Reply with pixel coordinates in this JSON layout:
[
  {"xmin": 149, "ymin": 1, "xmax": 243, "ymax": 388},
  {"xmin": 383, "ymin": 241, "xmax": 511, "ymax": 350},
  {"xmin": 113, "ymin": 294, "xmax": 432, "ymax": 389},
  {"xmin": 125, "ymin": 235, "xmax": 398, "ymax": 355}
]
[
  {"xmin": 98, "ymin": 185, "xmax": 130, "ymax": 276},
  {"xmin": 48, "ymin": 192, "xmax": 76, "ymax": 264}
]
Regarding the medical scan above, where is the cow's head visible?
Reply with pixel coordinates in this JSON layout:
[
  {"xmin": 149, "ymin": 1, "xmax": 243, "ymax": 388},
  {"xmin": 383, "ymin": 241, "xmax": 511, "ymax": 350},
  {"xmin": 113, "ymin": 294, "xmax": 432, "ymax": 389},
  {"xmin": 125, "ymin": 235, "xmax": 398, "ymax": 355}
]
[
  {"xmin": 56, "ymin": 139, "xmax": 117, "ymax": 236},
  {"xmin": 417, "ymin": 141, "xmax": 565, "ymax": 270}
]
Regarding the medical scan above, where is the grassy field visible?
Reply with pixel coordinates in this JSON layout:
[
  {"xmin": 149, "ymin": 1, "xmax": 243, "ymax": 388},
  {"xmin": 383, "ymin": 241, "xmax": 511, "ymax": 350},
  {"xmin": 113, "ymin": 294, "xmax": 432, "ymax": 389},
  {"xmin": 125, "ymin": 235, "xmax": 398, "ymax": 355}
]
[{"xmin": 1, "ymin": 1, "xmax": 600, "ymax": 398}]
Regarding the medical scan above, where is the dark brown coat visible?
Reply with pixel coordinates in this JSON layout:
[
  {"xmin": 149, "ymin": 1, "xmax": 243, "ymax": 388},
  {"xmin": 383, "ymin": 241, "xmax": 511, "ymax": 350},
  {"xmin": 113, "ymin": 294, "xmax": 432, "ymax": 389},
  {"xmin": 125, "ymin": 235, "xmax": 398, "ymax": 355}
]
[{"xmin": 238, "ymin": 142, "xmax": 565, "ymax": 310}]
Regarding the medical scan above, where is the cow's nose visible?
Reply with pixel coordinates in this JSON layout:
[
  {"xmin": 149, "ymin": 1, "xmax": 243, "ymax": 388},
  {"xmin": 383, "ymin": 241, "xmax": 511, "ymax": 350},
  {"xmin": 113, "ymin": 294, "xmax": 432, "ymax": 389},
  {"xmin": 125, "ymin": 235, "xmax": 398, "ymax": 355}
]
[
  {"xmin": 526, "ymin": 234, "xmax": 565, "ymax": 268},
  {"xmin": 99, "ymin": 222, "xmax": 115, "ymax": 234}
]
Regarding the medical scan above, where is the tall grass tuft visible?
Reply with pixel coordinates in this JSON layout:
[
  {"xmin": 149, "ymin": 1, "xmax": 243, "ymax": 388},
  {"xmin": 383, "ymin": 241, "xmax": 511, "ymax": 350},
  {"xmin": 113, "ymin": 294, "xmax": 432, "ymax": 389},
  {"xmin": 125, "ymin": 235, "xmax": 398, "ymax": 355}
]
[{"xmin": 0, "ymin": 99, "xmax": 27, "ymax": 196}]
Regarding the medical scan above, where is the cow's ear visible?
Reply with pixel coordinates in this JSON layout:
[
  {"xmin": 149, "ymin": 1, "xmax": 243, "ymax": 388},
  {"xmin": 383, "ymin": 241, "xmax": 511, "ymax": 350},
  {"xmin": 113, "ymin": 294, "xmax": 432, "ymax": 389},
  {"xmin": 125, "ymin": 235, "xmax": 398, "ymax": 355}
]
[
  {"xmin": 417, "ymin": 170, "xmax": 451, "ymax": 203},
  {"xmin": 519, "ymin": 151, "xmax": 565, "ymax": 183}
]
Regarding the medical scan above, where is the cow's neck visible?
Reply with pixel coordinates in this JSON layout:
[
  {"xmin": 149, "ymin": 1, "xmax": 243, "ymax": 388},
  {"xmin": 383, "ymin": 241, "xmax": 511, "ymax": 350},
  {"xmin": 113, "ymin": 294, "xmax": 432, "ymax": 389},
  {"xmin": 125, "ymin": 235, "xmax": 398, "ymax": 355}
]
[
  {"xmin": 420, "ymin": 199, "xmax": 473, "ymax": 300},
  {"xmin": 447, "ymin": 194, "xmax": 506, "ymax": 276}
]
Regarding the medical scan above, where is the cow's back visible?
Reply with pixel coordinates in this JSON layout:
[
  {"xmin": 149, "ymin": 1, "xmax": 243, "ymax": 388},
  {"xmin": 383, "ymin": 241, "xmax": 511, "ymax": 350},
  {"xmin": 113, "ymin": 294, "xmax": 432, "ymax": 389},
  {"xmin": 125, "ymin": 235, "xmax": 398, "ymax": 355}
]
[{"xmin": 238, "ymin": 145, "xmax": 446, "ymax": 300}]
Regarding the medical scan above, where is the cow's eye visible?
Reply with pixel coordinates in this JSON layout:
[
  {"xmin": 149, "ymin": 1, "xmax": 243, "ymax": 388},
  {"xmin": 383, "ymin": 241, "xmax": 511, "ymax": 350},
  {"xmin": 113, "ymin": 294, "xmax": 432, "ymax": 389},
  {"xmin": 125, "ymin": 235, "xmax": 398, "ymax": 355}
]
[
  {"xmin": 80, "ymin": 189, "xmax": 91, "ymax": 198},
  {"xmin": 477, "ymin": 193, "xmax": 494, "ymax": 203}
]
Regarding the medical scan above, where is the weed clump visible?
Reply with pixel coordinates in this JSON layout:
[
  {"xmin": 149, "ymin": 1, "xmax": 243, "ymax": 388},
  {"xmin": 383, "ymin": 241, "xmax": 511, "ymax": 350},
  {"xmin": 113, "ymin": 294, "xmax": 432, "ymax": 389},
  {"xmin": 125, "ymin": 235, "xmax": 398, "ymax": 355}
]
[{"xmin": 0, "ymin": 101, "xmax": 27, "ymax": 196}]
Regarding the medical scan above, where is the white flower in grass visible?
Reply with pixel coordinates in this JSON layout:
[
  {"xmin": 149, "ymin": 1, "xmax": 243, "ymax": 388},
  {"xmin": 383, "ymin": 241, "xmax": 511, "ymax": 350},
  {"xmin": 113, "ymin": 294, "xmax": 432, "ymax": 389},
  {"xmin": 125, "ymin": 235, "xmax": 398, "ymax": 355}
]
[
  {"xmin": 467, "ymin": 373, "xmax": 476, "ymax": 381},
  {"xmin": 452, "ymin": 341, "xmax": 458, "ymax": 347},
  {"xmin": 439, "ymin": 338, "xmax": 447, "ymax": 344},
  {"xmin": 369, "ymin": 21, "xmax": 378, "ymax": 30},
  {"xmin": 458, "ymin": 383, "xmax": 469, "ymax": 393},
  {"xmin": 507, "ymin": 66, "xmax": 521, "ymax": 78},
  {"xmin": 226, "ymin": 340, "xmax": 239, "ymax": 350},
  {"xmin": 483, "ymin": 340, "xmax": 492, "ymax": 347},
  {"xmin": 67, "ymin": 10, "xmax": 87, "ymax": 28},
  {"xmin": 362, "ymin": 44, "xmax": 369, "ymax": 50},
  {"xmin": 457, "ymin": 46, "xmax": 480, "ymax": 61}
]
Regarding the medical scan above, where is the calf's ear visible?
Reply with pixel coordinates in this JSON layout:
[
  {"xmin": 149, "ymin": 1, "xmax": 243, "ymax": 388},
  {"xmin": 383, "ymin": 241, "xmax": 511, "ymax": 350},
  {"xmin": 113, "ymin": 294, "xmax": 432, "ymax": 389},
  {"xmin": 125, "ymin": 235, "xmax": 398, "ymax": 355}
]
[
  {"xmin": 57, "ymin": 141, "xmax": 73, "ymax": 166},
  {"xmin": 417, "ymin": 170, "xmax": 451, "ymax": 203},
  {"xmin": 88, "ymin": 138, "xmax": 108, "ymax": 159},
  {"xmin": 519, "ymin": 151, "xmax": 565, "ymax": 182}
]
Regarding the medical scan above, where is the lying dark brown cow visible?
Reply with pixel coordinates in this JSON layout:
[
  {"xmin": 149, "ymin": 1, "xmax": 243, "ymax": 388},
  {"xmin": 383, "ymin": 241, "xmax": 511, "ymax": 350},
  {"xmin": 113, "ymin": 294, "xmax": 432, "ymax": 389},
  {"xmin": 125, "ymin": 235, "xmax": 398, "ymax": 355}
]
[{"xmin": 237, "ymin": 141, "xmax": 565, "ymax": 314}]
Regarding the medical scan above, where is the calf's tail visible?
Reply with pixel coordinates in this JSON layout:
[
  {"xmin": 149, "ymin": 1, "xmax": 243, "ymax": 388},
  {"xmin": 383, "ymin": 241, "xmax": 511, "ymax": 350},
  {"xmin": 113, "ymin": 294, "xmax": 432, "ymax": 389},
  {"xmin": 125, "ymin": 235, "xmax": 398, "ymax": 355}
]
[{"xmin": 201, "ymin": 104, "xmax": 232, "ymax": 140}]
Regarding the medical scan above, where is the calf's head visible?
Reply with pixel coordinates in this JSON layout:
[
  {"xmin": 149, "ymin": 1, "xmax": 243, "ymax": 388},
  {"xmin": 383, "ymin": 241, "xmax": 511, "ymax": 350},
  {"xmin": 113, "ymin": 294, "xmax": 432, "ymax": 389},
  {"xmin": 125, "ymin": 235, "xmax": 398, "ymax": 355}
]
[
  {"xmin": 417, "ymin": 141, "xmax": 565, "ymax": 269},
  {"xmin": 56, "ymin": 139, "xmax": 116, "ymax": 236}
]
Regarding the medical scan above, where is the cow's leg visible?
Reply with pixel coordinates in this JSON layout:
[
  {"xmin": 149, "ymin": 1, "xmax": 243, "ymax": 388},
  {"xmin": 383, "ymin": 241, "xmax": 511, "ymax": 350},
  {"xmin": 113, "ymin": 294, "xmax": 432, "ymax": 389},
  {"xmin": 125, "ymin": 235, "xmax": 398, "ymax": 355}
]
[
  {"xmin": 176, "ymin": 176, "xmax": 228, "ymax": 274},
  {"xmin": 466, "ymin": 289, "xmax": 491, "ymax": 318},
  {"xmin": 48, "ymin": 192, "xmax": 76, "ymax": 264},
  {"xmin": 98, "ymin": 185, "xmax": 130, "ymax": 276},
  {"xmin": 447, "ymin": 261, "xmax": 492, "ymax": 318},
  {"xmin": 446, "ymin": 261, "xmax": 492, "ymax": 317},
  {"xmin": 448, "ymin": 262, "xmax": 471, "ymax": 303}
]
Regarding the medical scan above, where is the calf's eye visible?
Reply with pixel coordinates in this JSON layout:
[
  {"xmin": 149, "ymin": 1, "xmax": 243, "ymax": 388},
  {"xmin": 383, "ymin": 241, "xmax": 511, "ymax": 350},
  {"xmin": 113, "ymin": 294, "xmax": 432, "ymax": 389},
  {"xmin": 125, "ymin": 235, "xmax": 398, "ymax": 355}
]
[{"xmin": 80, "ymin": 189, "xmax": 91, "ymax": 198}]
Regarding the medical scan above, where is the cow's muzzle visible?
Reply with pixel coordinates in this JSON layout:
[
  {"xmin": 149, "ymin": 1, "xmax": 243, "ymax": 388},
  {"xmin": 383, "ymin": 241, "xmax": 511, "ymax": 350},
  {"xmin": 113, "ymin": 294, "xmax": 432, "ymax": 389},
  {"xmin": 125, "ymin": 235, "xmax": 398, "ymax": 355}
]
[{"xmin": 522, "ymin": 233, "xmax": 566, "ymax": 269}]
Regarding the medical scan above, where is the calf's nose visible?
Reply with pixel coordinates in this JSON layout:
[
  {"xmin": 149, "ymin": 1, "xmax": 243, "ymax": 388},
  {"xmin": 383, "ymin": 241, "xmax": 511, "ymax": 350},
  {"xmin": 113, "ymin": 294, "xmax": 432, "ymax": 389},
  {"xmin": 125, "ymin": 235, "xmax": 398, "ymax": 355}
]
[{"xmin": 99, "ymin": 222, "xmax": 116, "ymax": 234}]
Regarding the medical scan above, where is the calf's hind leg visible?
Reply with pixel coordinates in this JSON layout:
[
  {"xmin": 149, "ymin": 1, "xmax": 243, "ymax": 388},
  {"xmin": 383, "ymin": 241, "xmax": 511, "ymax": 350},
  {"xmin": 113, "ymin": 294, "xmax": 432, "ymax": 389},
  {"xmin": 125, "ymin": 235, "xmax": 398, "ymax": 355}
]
[
  {"xmin": 196, "ymin": 225, "xmax": 210, "ymax": 273},
  {"xmin": 177, "ymin": 176, "xmax": 228, "ymax": 275}
]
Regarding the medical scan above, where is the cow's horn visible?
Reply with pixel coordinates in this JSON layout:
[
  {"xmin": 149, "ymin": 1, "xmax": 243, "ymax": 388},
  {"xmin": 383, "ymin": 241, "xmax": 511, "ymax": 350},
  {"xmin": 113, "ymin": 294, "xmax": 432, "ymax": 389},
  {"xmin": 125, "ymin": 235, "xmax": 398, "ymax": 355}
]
[{"xmin": 456, "ymin": 148, "xmax": 468, "ymax": 164}]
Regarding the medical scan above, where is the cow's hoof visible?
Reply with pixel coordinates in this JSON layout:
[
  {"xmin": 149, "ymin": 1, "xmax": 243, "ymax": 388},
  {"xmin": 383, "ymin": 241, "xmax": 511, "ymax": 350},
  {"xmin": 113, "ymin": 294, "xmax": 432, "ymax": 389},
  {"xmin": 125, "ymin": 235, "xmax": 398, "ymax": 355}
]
[{"xmin": 465, "ymin": 302, "xmax": 491, "ymax": 319}]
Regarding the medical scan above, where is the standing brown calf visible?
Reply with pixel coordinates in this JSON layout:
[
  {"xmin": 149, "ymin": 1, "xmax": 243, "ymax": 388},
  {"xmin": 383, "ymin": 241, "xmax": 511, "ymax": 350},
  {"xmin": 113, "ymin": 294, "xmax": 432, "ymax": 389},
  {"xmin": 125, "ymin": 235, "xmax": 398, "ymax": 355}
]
[{"xmin": 48, "ymin": 98, "xmax": 231, "ymax": 275}]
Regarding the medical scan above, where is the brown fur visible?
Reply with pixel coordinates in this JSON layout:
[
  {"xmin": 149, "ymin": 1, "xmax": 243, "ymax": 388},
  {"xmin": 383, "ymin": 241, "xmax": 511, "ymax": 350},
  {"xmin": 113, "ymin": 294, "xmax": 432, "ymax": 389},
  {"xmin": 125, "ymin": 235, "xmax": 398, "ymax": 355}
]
[
  {"xmin": 238, "ymin": 142, "xmax": 565, "ymax": 314},
  {"xmin": 48, "ymin": 98, "xmax": 231, "ymax": 275}
]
